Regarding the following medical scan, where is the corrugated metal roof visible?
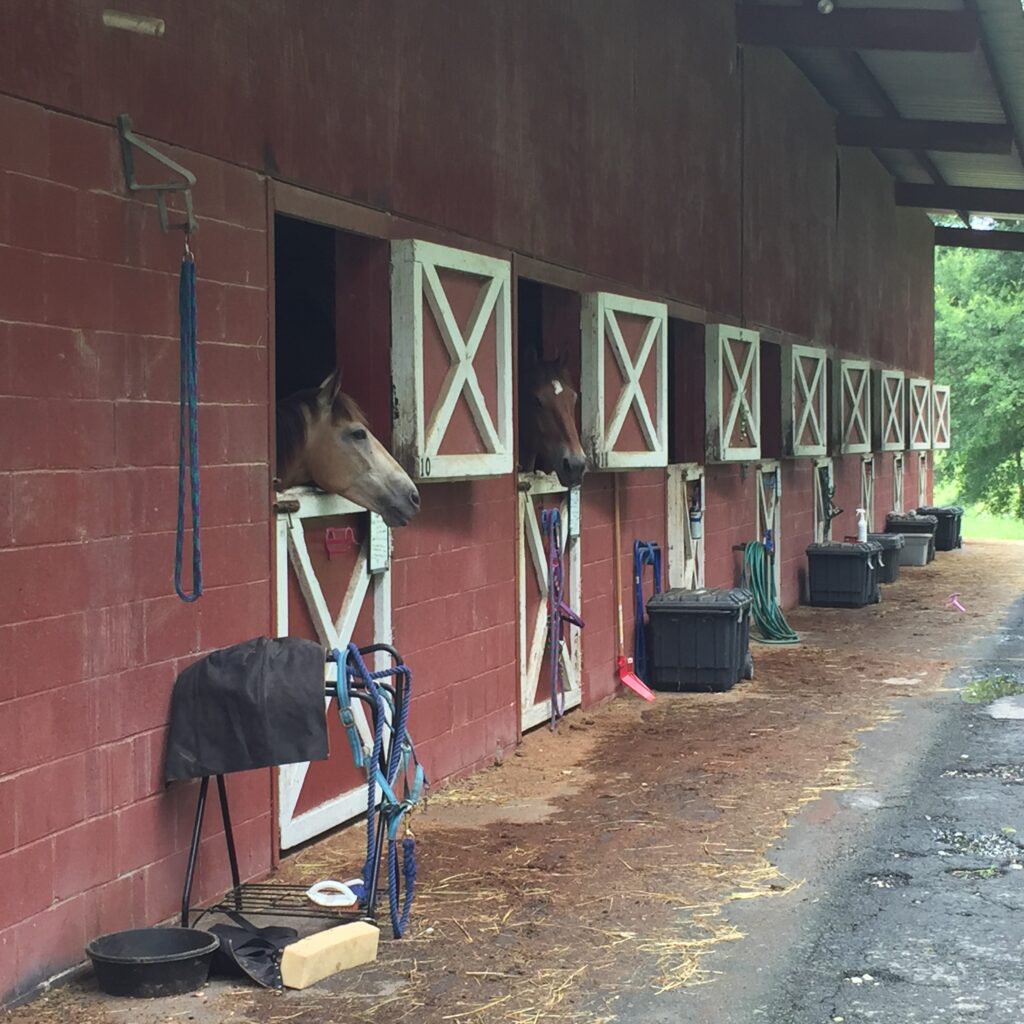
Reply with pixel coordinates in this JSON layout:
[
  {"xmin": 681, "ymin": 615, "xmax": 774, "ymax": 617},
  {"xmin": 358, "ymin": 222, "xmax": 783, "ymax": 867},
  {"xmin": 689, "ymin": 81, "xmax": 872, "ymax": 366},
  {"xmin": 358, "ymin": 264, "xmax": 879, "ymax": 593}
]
[{"xmin": 756, "ymin": 0, "xmax": 1024, "ymax": 198}]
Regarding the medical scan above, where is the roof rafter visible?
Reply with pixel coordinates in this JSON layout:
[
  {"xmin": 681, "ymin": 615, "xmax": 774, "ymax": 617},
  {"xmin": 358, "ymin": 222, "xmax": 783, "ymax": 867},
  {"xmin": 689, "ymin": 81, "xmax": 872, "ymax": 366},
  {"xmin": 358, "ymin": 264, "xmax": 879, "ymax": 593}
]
[
  {"xmin": 934, "ymin": 226, "xmax": 1024, "ymax": 251},
  {"xmin": 737, "ymin": 7, "xmax": 979, "ymax": 53},
  {"xmin": 897, "ymin": 183, "xmax": 1024, "ymax": 215},
  {"xmin": 836, "ymin": 116, "xmax": 1012, "ymax": 155}
]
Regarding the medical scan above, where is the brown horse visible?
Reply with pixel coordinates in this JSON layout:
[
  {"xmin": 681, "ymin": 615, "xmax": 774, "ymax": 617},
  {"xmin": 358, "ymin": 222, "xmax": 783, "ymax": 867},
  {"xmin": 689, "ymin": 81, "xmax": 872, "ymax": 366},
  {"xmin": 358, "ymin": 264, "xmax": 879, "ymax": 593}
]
[
  {"xmin": 276, "ymin": 370, "xmax": 421, "ymax": 527},
  {"xmin": 519, "ymin": 347, "xmax": 587, "ymax": 488}
]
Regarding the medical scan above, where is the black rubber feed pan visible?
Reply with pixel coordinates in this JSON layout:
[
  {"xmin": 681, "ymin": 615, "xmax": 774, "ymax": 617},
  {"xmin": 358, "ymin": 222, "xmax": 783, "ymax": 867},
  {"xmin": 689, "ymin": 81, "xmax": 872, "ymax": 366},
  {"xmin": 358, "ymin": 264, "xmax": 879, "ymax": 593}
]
[{"xmin": 86, "ymin": 928, "xmax": 219, "ymax": 998}]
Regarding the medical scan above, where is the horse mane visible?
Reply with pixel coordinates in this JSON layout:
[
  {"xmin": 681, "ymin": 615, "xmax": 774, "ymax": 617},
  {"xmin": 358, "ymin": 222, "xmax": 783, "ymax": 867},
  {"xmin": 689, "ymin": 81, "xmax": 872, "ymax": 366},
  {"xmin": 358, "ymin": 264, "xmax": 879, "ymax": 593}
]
[{"xmin": 276, "ymin": 385, "xmax": 369, "ymax": 483}]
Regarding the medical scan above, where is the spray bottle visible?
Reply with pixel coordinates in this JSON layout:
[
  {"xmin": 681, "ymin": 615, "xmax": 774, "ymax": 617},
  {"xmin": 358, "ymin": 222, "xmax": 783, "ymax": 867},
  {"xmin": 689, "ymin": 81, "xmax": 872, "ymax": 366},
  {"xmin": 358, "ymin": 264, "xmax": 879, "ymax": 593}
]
[{"xmin": 856, "ymin": 508, "xmax": 868, "ymax": 543}]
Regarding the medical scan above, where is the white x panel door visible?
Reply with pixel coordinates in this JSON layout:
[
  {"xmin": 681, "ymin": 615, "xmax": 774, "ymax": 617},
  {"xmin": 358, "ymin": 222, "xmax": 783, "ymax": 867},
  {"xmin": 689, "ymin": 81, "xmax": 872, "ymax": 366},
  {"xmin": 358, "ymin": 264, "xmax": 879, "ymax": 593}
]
[
  {"xmin": 391, "ymin": 239, "xmax": 513, "ymax": 480},
  {"xmin": 275, "ymin": 487, "xmax": 392, "ymax": 850},
  {"xmin": 917, "ymin": 453, "xmax": 929, "ymax": 508},
  {"xmin": 908, "ymin": 378, "xmax": 932, "ymax": 451},
  {"xmin": 932, "ymin": 385, "xmax": 951, "ymax": 450},
  {"xmin": 580, "ymin": 292, "xmax": 668, "ymax": 469},
  {"xmin": 667, "ymin": 464, "xmax": 705, "ymax": 591},
  {"xmin": 782, "ymin": 344, "xmax": 827, "ymax": 457},
  {"xmin": 873, "ymin": 369, "xmax": 905, "ymax": 452},
  {"xmin": 837, "ymin": 359, "xmax": 872, "ymax": 455},
  {"xmin": 813, "ymin": 457, "xmax": 833, "ymax": 543},
  {"xmin": 861, "ymin": 456, "xmax": 876, "ymax": 533},
  {"xmin": 892, "ymin": 453, "xmax": 905, "ymax": 514},
  {"xmin": 517, "ymin": 474, "xmax": 583, "ymax": 730},
  {"xmin": 707, "ymin": 325, "xmax": 761, "ymax": 461}
]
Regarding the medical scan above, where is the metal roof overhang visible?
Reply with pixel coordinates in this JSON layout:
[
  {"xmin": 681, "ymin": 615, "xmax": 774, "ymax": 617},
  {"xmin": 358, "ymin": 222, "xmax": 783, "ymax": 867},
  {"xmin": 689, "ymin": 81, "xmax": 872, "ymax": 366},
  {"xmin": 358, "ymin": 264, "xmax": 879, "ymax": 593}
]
[{"xmin": 739, "ymin": 0, "xmax": 1024, "ymax": 248}]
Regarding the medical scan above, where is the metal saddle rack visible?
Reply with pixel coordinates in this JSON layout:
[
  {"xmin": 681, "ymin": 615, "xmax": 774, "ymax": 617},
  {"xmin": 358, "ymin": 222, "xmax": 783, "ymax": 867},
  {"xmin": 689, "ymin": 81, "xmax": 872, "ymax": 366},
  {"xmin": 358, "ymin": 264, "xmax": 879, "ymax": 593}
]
[{"xmin": 180, "ymin": 644, "xmax": 413, "ymax": 930}]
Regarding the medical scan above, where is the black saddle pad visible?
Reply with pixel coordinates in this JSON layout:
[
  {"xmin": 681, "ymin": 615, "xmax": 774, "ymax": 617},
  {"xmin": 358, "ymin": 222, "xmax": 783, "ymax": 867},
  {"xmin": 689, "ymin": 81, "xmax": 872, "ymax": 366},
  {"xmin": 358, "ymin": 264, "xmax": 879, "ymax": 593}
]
[{"xmin": 208, "ymin": 913, "xmax": 298, "ymax": 989}]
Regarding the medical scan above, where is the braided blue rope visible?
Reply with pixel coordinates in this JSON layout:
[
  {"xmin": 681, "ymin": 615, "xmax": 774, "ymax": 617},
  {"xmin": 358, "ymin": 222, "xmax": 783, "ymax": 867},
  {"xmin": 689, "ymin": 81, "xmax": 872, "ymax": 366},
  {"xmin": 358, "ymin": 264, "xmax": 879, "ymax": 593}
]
[
  {"xmin": 632, "ymin": 541, "xmax": 662, "ymax": 683},
  {"xmin": 174, "ymin": 253, "xmax": 202, "ymax": 601}
]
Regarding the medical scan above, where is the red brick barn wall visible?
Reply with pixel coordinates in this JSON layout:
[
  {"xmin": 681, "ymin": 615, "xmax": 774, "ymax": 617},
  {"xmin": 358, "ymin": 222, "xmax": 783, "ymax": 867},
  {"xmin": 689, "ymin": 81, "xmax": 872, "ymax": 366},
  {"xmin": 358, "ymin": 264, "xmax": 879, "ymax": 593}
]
[
  {"xmin": 0, "ymin": 93, "xmax": 273, "ymax": 1001},
  {"xmin": 0, "ymin": 1, "xmax": 940, "ymax": 1003},
  {"xmin": 389, "ymin": 479, "xmax": 520, "ymax": 777}
]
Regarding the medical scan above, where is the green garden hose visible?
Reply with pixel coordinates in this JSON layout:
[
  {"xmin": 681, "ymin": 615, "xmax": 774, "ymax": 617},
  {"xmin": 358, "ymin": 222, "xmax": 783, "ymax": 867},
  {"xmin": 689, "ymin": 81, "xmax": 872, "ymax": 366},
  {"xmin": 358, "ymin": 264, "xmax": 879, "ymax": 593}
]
[{"xmin": 742, "ymin": 541, "xmax": 799, "ymax": 645}]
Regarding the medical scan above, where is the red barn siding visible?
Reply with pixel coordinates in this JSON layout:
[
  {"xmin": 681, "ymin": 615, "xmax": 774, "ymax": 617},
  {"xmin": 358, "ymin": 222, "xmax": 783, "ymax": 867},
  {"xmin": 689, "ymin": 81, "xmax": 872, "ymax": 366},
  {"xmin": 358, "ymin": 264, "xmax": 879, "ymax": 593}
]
[
  {"xmin": 0, "ymin": 1, "xmax": 938, "ymax": 1004},
  {"xmin": 0, "ymin": 93, "xmax": 273, "ymax": 999}
]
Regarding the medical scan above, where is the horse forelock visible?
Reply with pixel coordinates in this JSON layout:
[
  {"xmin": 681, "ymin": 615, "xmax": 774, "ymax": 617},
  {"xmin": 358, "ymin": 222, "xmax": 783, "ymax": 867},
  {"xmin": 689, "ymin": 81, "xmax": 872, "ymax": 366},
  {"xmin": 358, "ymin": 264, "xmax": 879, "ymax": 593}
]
[{"xmin": 330, "ymin": 391, "xmax": 368, "ymax": 426}]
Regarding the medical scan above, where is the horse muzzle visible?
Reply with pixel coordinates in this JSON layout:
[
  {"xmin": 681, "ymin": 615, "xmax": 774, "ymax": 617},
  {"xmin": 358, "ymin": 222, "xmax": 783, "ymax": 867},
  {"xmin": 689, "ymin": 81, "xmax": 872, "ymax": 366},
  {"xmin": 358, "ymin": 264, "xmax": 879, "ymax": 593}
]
[
  {"xmin": 380, "ymin": 484, "xmax": 421, "ymax": 527},
  {"xmin": 556, "ymin": 453, "xmax": 587, "ymax": 490}
]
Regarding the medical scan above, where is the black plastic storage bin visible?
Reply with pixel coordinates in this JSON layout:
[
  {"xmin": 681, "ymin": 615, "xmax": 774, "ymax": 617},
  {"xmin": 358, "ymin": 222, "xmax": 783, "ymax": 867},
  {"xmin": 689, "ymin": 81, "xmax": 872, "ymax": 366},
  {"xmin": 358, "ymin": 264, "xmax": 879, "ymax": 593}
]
[
  {"xmin": 806, "ymin": 541, "xmax": 882, "ymax": 608},
  {"xmin": 917, "ymin": 505, "xmax": 964, "ymax": 551},
  {"xmin": 885, "ymin": 512, "xmax": 938, "ymax": 563},
  {"xmin": 646, "ymin": 588, "xmax": 753, "ymax": 693},
  {"xmin": 867, "ymin": 533, "xmax": 903, "ymax": 584}
]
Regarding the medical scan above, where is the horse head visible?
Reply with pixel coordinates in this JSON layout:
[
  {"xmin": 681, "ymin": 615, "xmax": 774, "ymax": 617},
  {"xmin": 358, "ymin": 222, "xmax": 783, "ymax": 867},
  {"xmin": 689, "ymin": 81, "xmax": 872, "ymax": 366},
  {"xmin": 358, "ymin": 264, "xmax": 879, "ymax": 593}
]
[
  {"xmin": 519, "ymin": 347, "xmax": 587, "ymax": 488},
  {"xmin": 276, "ymin": 370, "xmax": 421, "ymax": 527}
]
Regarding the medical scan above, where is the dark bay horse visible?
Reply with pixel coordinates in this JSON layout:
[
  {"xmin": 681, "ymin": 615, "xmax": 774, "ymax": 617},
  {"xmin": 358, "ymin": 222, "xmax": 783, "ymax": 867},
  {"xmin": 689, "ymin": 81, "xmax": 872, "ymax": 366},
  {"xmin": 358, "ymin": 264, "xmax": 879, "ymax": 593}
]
[
  {"xmin": 519, "ymin": 347, "xmax": 587, "ymax": 488},
  {"xmin": 276, "ymin": 370, "xmax": 421, "ymax": 527}
]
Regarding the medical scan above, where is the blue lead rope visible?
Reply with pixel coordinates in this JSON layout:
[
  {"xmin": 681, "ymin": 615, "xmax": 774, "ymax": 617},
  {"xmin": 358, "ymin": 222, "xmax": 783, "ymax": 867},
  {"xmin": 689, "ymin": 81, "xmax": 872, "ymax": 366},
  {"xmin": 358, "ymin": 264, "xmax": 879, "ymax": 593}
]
[
  {"xmin": 633, "ymin": 541, "xmax": 662, "ymax": 683},
  {"xmin": 341, "ymin": 644, "xmax": 425, "ymax": 938},
  {"xmin": 175, "ymin": 251, "xmax": 202, "ymax": 602}
]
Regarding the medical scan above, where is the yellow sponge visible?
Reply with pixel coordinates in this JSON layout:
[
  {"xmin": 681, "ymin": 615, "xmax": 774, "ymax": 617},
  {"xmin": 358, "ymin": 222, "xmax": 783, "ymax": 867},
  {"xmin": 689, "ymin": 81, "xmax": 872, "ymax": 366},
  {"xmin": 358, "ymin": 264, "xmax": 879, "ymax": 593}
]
[{"xmin": 280, "ymin": 921, "xmax": 380, "ymax": 989}]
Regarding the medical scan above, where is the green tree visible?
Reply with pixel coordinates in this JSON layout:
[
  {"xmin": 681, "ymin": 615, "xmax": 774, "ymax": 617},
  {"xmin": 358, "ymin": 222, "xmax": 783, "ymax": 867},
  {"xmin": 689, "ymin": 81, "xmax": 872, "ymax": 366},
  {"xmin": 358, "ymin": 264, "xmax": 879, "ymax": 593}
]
[{"xmin": 934, "ymin": 223, "xmax": 1024, "ymax": 517}]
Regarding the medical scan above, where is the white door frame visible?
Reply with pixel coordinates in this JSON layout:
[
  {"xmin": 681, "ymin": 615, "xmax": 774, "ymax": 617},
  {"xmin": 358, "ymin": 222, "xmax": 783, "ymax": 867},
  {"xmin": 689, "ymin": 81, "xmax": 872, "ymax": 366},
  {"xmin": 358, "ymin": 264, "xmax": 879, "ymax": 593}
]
[
  {"xmin": 756, "ymin": 460, "xmax": 782, "ymax": 596},
  {"xmin": 580, "ymin": 292, "xmax": 668, "ymax": 469},
  {"xmin": 782, "ymin": 343, "xmax": 828, "ymax": 457},
  {"xmin": 275, "ymin": 487, "xmax": 392, "ymax": 850},
  {"xmin": 861, "ymin": 455, "xmax": 876, "ymax": 533},
  {"xmin": 917, "ymin": 452, "xmax": 929, "ymax": 509},
  {"xmin": 932, "ymin": 385, "xmax": 951, "ymax": 450},
  {"xmin": 707, "ymin": 325, "xmax": 761, "ymax": 461},
  {"xmin": 517, "ymin": 474, "xmax": 583, "ymax": 731},
  {"xmin": 667, "ymin": 463, "xmax": 705, "ymax": 590},
  {"xmin": 892, "ymin": 452, "xmax": 905, "ymax": 514},
  {"xmin": 813, "ymin": 456, "xmax": 833, "ymax": 543},
  {"xmin": 837, "ymin": 359, "xmax": 872, "ymax": 455},
  {"xmin": 390, "ymin": 239, "xmax": 513, "ymax": 480}
]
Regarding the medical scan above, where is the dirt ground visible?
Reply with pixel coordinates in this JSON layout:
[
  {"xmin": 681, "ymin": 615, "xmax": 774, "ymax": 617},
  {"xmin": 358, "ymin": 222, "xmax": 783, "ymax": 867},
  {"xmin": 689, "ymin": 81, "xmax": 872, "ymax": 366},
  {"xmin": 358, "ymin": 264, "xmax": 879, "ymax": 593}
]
[{"xmin": 7, "ymin": 541, "xmax": 1024, "ymax": 1024}]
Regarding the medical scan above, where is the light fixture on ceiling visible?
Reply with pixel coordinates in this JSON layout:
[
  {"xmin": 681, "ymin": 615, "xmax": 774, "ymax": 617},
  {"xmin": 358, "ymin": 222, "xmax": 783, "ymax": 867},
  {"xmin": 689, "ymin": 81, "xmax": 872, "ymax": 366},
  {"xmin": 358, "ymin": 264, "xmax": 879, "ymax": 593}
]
[{"xmin": 817, "ymin": 0, "xmax": 835, "ymax": 13}]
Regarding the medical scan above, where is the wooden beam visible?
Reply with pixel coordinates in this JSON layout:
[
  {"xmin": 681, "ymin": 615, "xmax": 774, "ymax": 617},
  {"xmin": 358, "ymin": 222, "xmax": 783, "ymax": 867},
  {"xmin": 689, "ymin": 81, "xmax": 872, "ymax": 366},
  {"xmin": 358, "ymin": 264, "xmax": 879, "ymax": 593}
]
[
  {"xmin": 736, "ymin": 8, "xmax": 979, "ymax": 52},
  {"xmin": 896, "ymin": 184, "xmax": 1024, "ymax": 216},
  {"xmin": 837, "ymin": 116, "xmax": 1012, "ymax": 155},
  {"xmin": 934, "ymin": 227, "xmax": 1024, "ymax": 252}
]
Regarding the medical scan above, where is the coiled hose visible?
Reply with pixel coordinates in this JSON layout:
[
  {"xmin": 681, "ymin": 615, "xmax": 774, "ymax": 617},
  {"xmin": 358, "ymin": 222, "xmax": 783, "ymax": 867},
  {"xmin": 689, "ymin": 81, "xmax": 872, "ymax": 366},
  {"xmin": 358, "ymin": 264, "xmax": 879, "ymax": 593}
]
[{"xmin": 742, "ymin": 541, "xmax": 799, "ymax": 645}]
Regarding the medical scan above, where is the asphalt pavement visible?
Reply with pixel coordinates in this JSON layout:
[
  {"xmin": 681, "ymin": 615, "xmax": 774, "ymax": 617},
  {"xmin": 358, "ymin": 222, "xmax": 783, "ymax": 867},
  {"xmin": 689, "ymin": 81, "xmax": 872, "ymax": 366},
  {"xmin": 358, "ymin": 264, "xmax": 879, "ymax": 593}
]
[{"xmin": 621, "ymin": 596, "xmax": 1024, "ymax": 1024}]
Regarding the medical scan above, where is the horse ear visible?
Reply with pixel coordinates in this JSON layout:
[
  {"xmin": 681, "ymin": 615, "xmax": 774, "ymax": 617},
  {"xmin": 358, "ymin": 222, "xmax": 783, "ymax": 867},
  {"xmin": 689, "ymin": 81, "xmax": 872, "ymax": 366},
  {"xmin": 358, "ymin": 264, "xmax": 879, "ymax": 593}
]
[{"xmin": 317, "ymin": 369, "xmax": 342, "ymax": 409}]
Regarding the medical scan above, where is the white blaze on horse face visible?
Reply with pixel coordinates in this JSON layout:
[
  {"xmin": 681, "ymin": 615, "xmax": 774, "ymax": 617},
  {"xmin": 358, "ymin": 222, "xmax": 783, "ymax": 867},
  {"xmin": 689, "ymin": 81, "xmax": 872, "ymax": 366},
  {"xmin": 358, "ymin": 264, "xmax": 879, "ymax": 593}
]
[{"xmin": 551, "ymin": 379, "xmax": 564, "ymax": 396}]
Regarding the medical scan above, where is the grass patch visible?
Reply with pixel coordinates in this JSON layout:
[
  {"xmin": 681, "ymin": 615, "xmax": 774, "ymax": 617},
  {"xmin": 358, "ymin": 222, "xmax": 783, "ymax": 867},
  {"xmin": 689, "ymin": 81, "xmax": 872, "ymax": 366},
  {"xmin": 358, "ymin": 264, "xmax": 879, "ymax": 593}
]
[
  {"xmin": 961, "ymin": 675, "xmax": 1024, "ymax": 704},
  {"xmin": 933, "ymin": 483, "xmax": 1024, "ymax": 542}
]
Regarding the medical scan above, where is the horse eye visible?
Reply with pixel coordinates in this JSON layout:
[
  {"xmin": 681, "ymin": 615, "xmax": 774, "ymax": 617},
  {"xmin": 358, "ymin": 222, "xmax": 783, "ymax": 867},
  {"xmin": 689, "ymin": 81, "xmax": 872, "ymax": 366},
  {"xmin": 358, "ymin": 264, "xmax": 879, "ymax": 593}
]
[{"xmin": 348, "ymin": 428, "xmax": 368, "ymax": 442}]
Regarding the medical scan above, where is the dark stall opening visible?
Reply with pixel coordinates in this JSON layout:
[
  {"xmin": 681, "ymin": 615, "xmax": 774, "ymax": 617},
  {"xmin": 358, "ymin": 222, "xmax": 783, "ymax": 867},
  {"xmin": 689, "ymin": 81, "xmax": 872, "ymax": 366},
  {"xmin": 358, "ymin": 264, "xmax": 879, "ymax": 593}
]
[
  {"xmin": 668, "ymin": 318, "xmax": 706, "ymax": 465},
  {"xmin": 274, "ymin": 215, "xmax": 392, "ymax": 444},
  {"xmin": 759, "ymin": 340, "xmax": 782, "ymax": 461},
  {"xmin": 274, "ymin": 216, "xmax": 336, "ymax": 402}
]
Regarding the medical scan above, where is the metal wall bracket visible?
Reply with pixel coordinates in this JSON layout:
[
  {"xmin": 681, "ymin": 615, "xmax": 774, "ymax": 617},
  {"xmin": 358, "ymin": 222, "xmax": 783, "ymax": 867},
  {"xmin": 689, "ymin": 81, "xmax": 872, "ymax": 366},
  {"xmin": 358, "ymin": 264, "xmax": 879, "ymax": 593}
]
[{"xmin": 116, "ymin": 113, "xmax": 198, "ymax": 233}]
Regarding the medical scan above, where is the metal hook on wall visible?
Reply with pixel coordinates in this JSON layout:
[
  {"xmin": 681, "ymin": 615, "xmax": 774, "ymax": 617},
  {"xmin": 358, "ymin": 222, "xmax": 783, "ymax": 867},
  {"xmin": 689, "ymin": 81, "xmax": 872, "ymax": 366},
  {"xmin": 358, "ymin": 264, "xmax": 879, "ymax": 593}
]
[{"xmin": 116, "ymin": 113, "xmax": 198, "ymax": 234}]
